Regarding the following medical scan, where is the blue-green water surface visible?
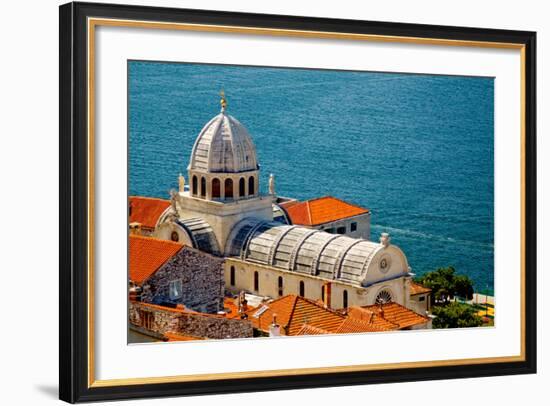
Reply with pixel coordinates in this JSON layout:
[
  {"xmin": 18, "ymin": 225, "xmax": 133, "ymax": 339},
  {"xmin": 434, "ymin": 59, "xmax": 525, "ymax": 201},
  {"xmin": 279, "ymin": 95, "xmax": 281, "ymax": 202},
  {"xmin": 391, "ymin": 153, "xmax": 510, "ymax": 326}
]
[{"xmin": 129, "ymin": 61, "xmax": 494, "ymax": 293}]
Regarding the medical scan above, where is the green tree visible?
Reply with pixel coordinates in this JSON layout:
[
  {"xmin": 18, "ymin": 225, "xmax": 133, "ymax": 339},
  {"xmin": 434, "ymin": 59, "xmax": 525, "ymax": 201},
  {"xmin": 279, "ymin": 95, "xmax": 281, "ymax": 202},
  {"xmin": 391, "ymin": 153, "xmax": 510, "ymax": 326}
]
[
  {"xmin": 453, "ymin": 275, "xmax": 475, "ymax": 301},
  {"xmin": 431, "ymin": 302, "xmax": 483, "ymax": 328},
  {"xmin": 416, "ymin": 266, "xmax": 475, "ymax": 304}
]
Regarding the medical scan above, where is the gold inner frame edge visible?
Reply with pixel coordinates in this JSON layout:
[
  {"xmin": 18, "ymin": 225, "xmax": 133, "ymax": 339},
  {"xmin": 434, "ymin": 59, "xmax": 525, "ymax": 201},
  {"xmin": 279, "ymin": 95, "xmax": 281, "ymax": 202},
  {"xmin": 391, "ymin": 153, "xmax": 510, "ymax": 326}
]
[{"xmin": 86, "ymin": 17, "xmax": 527, "ymax": 388}]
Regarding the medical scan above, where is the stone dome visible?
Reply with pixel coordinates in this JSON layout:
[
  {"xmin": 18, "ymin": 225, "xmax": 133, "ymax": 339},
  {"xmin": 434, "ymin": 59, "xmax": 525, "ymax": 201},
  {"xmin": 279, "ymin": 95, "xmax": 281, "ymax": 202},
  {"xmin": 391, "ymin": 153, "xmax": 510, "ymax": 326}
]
[{"xmin": 188, "ymin": 109, "xmax": 259, "ymax": 174}]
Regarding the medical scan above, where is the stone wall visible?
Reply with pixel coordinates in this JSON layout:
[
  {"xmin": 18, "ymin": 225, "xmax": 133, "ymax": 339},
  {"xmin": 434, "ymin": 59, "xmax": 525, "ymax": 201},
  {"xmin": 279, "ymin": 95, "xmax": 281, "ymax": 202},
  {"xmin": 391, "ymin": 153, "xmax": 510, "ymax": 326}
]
[
  {"xmin": 175, "ymin": 313, "xmax": 253, "ymax": 339},
  {"xmin": 141, "ymin": 246, "xmax": 224, "ymax": 314},
  {"xmin": 129, "ymin": 301, "xmax": 253, "ymax": 339}
]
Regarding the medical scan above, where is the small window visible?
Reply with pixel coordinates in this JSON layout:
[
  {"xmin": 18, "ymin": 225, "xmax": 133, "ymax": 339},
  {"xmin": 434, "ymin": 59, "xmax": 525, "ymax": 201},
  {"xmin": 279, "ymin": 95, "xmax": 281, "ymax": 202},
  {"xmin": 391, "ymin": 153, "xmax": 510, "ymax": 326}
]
[
  {"xmin": 239, "ymin": 177, "xmax": 245, "ymax": 197},
  {"xmin": 169, "ymin": 280, "xmax": 182, "ymax": 300},
  {"xmin": 225, "ymin": 178, "xmax": 233, "ymax": 199},
  {"xmin": 230, "ymin": 266, "xmax": 236, "ymax": 286},
  {"xmin": 278, "ymin": 276, "xmax": 283, "ymax": 297},
  {"xmin": 419, "ymin": 296, "xmax": 425, "ymax": 302},
  {"xmin": 248, "ymin": 176, "xmax": 255, "ymax": 196},
  {"xmin": 200, "ymin": 177, "xmax": 206, "ymax": 197},
  {"xmin": 350, "ymin": 222, "xmax": 357, "ymax": 232},
  {"xmin": 336, "ymin": 226, "xmax": 346, "ymax": 234},
  {"xmin": 325, "ymin": 228, "xmax": 335, "ymax": 234},
  {"xmin": 212, "ymin": 178, "xmax": 221, "ymax": 199},
  {"xmin": 170, "ymin": 231, "xmax": 179, "ymax": 242},
  {"xmin": 343, "ymin": 290, "xmax": 348, "ymax": 308},
  {"xmin": 254, "ymin": 271, "xmax": 259, "ymax": 291},
  {"xmin": 299, "ymin": 281, "xmax": 305, "ymax": 297},
  {"xmin": 321, "ymin": 285, "xmax": 325, "ymax": 302},
  {"xmin": 192, "ymin": 175, "xmax": 198, "ymax": 195}
]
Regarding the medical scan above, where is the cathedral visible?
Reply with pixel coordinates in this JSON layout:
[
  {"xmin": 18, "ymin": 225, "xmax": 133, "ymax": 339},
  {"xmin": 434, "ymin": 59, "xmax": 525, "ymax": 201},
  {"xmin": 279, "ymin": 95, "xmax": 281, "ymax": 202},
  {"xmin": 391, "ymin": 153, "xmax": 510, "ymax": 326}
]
[{"xmin": 140, "ymin": 92, "xmax": 430, "ymax": 316}]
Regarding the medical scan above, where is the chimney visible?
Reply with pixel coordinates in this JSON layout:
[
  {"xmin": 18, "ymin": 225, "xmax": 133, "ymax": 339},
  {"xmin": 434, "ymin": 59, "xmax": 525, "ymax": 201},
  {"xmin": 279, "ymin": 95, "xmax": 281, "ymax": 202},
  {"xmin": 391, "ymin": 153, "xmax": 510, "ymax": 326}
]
[
  {"xmin": 378, "ymin": 302, "xmax": 385, "ymax": 319},
  {"xmin": 322, "ymin": 282, "xmax": 332, "ymax": 309},
  {"xmin": 269, "ymin": 314, "xmax": 281, "ymax": 337},
  {"xmin": 129, "ymin": 222, "xmax": 142, "ymax": 235},
  {"xmin": 238, "ymin": 291, "xmax": 248, "ymax": 319}
]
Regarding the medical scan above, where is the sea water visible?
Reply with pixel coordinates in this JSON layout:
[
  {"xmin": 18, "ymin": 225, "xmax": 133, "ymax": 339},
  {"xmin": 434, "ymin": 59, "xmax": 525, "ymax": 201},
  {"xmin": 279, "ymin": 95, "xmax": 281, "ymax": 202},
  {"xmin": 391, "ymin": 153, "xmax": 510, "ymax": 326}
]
[{"xmin": 128, "ymin": 61, "xmax": 494, "ymax": 293}]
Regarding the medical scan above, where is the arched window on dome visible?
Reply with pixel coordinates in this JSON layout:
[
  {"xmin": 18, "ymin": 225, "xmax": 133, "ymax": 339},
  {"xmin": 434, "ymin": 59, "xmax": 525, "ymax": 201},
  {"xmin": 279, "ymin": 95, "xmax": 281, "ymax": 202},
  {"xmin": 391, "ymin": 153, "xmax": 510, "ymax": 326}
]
[
  {"xmin": 225, "ymin": 178, "xmax": 234, "ymax": 200},
  {"xmin": 212, "ymin": 178, "xmax": 221, "ymax": 199},
  {"xmin": 239, "ymin": 177, "xmax": 245, "ymax": 197},
  {"xmin": 192, "ymin": 175, "xmax": 198, "ymax": 196},
  {"xmin": 248, "ymin": 176, "xmax": 255, "ymax": 196},
  {"xmin": 200, "ymin": 177, "xmax": 206, "ymax": 198}
]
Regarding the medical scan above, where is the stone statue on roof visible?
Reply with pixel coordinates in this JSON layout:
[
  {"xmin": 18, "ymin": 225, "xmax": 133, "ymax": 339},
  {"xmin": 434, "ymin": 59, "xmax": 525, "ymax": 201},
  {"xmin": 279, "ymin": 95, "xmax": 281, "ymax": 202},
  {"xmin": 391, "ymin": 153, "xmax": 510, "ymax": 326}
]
[
  {"xmin": 268, "ymin": 173, "xmax": 275, "ymax": 195},
  {"xmin": 178, "ymin": 173, "xmax": 185, "ymax": 193}
]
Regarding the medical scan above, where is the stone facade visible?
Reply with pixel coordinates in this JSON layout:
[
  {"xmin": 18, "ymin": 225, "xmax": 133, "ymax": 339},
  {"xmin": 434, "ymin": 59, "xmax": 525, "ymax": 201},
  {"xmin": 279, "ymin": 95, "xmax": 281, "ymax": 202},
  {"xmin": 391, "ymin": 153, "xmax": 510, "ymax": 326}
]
[
  {"xmin": 409, "ymin": 292, "xmax": 431, "ymax": 316},
  {"xmin": 141, "ymin": 246, "xmax": 224, "ymax": 314},
  {"xmin": 225, "ymin": 258, "xmax": 411, "ymax": 309},
  {"xmin": 129, "ymin": 301, "xmax": 253, "ymax": 339}
]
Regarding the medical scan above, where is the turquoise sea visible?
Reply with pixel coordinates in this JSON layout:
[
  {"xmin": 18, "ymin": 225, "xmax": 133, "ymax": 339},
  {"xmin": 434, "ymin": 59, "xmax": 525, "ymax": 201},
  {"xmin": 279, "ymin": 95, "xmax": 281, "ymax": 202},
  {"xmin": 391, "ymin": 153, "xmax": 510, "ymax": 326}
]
[{"xmin": 128, "ymin": 61, "xmax": 494, "ymax": 293}]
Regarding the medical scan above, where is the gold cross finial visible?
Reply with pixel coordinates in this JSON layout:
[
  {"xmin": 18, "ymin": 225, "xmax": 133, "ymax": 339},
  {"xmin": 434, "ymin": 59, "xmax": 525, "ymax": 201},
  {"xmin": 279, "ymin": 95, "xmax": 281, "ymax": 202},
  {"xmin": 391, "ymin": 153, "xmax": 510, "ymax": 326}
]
[{"xmin": 220, "ymin": 89, "xmax": 227, "ymax": 112}]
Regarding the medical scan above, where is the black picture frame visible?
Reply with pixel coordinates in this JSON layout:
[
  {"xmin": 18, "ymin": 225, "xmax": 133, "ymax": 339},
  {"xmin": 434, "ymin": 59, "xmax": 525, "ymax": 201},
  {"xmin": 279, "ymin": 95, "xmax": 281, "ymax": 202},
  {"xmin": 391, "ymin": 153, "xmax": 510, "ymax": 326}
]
[{"xmin": 59, "ymin": 1, "xmax": 537, "ymax": 403}]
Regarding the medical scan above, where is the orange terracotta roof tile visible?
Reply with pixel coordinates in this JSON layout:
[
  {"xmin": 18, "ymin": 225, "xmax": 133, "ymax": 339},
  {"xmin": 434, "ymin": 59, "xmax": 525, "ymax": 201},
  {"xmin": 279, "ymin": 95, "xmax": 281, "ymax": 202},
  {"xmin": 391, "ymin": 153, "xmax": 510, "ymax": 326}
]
[
  {"xmin": 281, "ymin": 196, "xmax": 369, "ymax": 226},
  {"xmin": 247, "ymin": 295, "xmax": 346, "ymax": 336},
  {"xmin": 346, "ymin": 306, "xmax": 399, "ymax": 331},
  {"xmin": 335, "ymin": 317, "xmax": 391, "ymax": 334},
  {"xmin": 295, "ymin": 324, "xmax": 331, "ymax": 335},
  {"xmin": 410, "ymin": 282, "xmax": 432, "ymax": 295},
  {"xmin": 164, "ymin": 332, "xmax": 206, "ymax": 341},
  {"xmin": 129, "ymin": 196, "xmax": 170, "ymax": 229},
  {"xmin": 363, "ymin": 302, "xmax": 429, "ymax": 329},
  {"xmin": 129, "ymin": 235, "xmax": 183, "ymax": 284}
]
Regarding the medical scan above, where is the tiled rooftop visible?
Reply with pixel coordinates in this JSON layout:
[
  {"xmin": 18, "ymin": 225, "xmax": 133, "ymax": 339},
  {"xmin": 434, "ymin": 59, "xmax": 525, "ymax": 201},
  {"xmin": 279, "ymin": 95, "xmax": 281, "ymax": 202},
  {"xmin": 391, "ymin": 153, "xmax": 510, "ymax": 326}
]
[
  {"xmin": 280, "ymin": 196, "xmax": 369, "ymax": 226},
  {"xmin": 342, "ymin": 307, "xmax": 399, "ymax": 331},
  {"xmin": 410, "ymin": 282, "xmax": 432, "ymax": 295},
  {"xmin": 129, "ymin": 235, "xmax": 183, "ymax": 284},
  {"xmin": 362, "ymin": 302, "xmax": 429, "ymax": 329},
  {"xmin": 335, "ymin": 316, "xmax": 391, "ymax": 334},
  {"xmin": 247, "ymin": 295, "xmax": 346, "ymax": 336},
  {"xmin": 295, "ymin": 324, "xmax": 331, "ymax": 335},
  {"xmin": 129, "ymin": 196, "xmax": 170, "ymax": 229}
]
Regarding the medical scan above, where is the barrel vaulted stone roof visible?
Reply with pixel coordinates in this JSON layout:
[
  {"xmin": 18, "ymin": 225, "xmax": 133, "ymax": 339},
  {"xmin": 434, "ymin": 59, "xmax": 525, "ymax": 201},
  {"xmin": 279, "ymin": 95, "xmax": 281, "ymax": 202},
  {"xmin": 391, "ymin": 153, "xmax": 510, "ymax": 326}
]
[{"xmin": 226, "ymin": 218, "xmax": 387, "ymax": 286}]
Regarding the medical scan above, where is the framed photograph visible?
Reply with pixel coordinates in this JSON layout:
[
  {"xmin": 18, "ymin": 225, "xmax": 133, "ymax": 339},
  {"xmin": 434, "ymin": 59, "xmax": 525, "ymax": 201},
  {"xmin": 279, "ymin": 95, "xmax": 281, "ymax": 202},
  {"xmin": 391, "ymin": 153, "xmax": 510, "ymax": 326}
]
[{"xmin": 59, "ymin": 1, "xmax": 536, "ymax": 403}]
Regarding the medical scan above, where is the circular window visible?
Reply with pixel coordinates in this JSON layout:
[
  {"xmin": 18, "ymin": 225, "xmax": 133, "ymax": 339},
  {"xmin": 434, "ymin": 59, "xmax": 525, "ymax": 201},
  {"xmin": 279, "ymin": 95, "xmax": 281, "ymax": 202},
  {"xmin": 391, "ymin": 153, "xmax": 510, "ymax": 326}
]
[
  {"xmin": 375, "ymin": 290, "xmax": 392, "ymax": 304},
  {"xmin": 379, "ymin": 256, "xmax": 391, "ymax": 273},
  {"xmin": 170, "ymin": 231, "xmax": 179, "ymax": 242}
]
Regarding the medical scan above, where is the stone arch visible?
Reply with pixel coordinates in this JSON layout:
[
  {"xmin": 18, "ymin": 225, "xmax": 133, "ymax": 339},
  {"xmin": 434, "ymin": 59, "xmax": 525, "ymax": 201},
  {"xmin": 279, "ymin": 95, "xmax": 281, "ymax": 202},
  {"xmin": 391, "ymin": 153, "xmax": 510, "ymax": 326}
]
[
  {"xmin": 225, "ymin": 178, "xmax": 234, "ymax": 199},
  {"xmin": 239, "ymin": 177, "xmax": 246, "ymax": 197},
  {"xmin": 192, "ymin": 175, "xmax": 198, "ymax": 196},
  {"xmin": 212, "ymin": 178, "xmax": 221, "ymax": 199},
  {"xmin": 200, "ymin": 176, "xmax": 206, "ymax": 198},
  {"xmin": 248, "ymin": 175, "xmax": 255, "ymax": 196},
  {"xmin": 375, "ymin": 288, "xmax": 394, "ymax": 304}
]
